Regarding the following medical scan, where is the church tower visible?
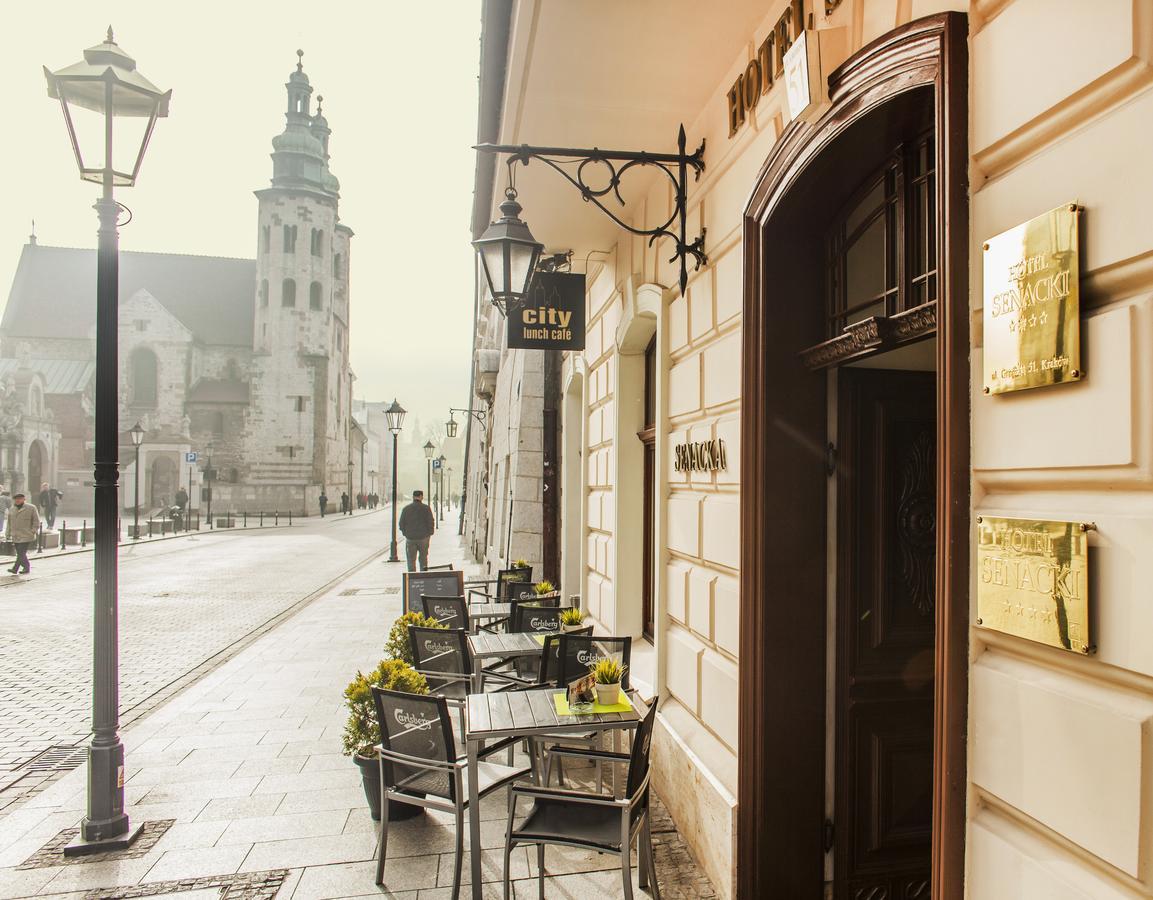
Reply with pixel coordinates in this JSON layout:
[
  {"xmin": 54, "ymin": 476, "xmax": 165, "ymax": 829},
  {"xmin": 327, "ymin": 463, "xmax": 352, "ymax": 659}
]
[{"xmin": 250, "ymin": 51, "xmax": 353, "ymax": 495}]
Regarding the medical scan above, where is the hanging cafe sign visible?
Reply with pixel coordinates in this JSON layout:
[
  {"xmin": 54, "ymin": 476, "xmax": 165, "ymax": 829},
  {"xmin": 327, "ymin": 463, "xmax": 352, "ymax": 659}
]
[
  {"xmin": 674, "ymin": 438, "xmax": 727, "ymax": 473},
  {"xmin": 507, "ymin": 271, "xmax": 586, "ymax": 351},
  {"xmin": 983, "ymin": 203, "xmax": 1082, "ymax": 395}
]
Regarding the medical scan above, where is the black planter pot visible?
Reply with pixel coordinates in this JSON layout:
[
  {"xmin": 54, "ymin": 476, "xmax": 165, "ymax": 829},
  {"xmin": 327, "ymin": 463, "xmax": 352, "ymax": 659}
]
[{"xmin": 354, "ymin": 754, "xmax": 424, "ymax": 821}]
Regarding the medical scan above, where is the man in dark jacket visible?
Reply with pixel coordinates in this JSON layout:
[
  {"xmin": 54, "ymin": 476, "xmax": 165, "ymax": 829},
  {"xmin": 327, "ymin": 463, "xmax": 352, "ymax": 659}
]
[{"xmin": 398, "ymin": 489, "xmax": 435, "ymax": 571}]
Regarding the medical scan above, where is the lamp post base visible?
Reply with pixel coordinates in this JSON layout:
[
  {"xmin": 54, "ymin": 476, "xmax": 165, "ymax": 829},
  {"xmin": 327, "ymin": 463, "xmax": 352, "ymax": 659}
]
[
  {"xmin": 387, "ymin": 541, "xmax": 400, "ymax": 563},
  {"xmin": 65, "ymin": 821, "xmax": 142, "ymax": 857}
]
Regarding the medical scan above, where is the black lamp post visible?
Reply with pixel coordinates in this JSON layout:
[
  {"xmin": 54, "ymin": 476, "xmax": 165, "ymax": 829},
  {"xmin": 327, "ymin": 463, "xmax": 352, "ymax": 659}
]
[
  {"xmin": 44, "ymin": 28, "xmax": 170, "ymax": 855},
  {"xmin": 205, "ymin": 442, "xmax": 214, "ymax": 529},
  {"xmin": 447, "ymin": 466, "xmax": 453, "ymax": 510},
  {"xmin": 423, "ymin": 441, "xmax": 434, "ymax": 510},
  {"xmin": 385, "ymin": 399, "xmax": 405, "ymax": 562},
  {"xmin": 346, "ymin": 461, "xmax": 354, "ymax": 515},
  {"xmin": 437, "ymin": 454, "xmax": 446, "ymax": 523},
  {"xmin": 130, "ymin": 422, "xmax": 144, "ymax": 540}
]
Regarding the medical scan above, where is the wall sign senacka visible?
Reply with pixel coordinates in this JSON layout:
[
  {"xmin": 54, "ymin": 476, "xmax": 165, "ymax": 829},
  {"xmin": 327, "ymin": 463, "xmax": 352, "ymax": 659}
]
[{"xmin": 674, "ymin": 439, "xmax": 727, "ymax": 473}]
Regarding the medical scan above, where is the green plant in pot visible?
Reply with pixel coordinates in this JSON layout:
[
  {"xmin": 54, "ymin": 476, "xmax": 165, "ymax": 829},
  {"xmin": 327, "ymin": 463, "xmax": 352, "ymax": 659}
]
[
  {"xmin": 590, "ymin": 657, "xmax": 627, "ymax": 706},
  {"xmin": 343, "ymin": 658, "xmax": 429, "ymax": 821},
  {"xmin": 533, "ymin": 579, "xmax": 560, "ymax": 600},
  {"xmin": 385, "ymin": 611, "xmax": 445, "ymax": 666},
  {"xmin": 559, "ymin": 606, "xmax": 585, "ymax": 632},
  {"xmin": 511, "ymin": 558, "xmax": 531, "ymax": 570}
]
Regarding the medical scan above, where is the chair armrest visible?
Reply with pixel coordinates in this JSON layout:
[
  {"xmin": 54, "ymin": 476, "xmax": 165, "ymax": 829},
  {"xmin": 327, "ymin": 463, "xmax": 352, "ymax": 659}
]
[
  {"xmin": 510, "ymin": 782, "xmax": 625, "ymax": 808},
  {"xmin": 375, "ymin": 746, "xmax": 457, "ymax": 771},
  {"xmin": 546, "ymin": 747, "xmax": 631, "ymax": 763}
]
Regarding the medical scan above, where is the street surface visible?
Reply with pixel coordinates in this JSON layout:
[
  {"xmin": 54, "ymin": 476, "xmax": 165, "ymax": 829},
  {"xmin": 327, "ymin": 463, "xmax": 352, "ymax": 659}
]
[{"xmin": 0, "ymin": 510, "xmax": 392, "ymax": 784}]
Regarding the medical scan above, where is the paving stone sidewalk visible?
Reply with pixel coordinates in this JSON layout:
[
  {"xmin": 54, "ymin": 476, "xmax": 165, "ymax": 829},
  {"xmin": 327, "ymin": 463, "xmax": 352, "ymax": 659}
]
[
  {"xmin": 0, "ymin": 526, "xmax": 717, "ymax": 898},
  {"xmin": 0, "ymin": 509, "xmax": 390, "ymax": 796}
]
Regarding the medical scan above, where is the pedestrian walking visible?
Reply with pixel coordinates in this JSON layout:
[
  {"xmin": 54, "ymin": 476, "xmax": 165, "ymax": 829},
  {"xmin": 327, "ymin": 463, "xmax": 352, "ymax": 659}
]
[
  {"xmin": 0, "ymin": 486, "xmax": 10, "ymax": 534},
  {"xmin": 5, "ymin": 493, "xmax": 40, "ymax": 575},
  {"xmin": 398, "ymin": 488, "xmax": 435, "ymax": 571},
  {"xmin": 340, "ymin": 491, "xmax": 350, "ymax": 514},
  {"xmin": 38, "ymin": 482, "xmax": 62, "ymax": 529},
  {"xmin": 318, "ymin": 490, "xmax": 329, "ymax": 517},
  {"xmin": 175, "ymin": 486, "xmax": 188, "ymax": 512}
]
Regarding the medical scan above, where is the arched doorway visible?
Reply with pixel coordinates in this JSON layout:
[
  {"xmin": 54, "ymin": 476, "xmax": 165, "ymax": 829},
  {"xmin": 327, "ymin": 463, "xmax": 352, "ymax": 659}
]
[
  {"xmin": 27, "ymin": 440, "xmax": 45, "ymax": 498},
  {"xmin": 737, "ymin": 14, "xmax": 969, "ymax": 900},
  {"xmin": 150, "ymin": 455, "xmax": 177, "ymax": 509}
]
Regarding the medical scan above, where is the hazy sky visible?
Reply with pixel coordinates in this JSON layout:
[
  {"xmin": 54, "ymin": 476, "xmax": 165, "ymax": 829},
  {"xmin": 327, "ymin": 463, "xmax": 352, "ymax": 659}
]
[{"xmin": 1, "ymin": 2, "xmax": 481, "ymax": 456}]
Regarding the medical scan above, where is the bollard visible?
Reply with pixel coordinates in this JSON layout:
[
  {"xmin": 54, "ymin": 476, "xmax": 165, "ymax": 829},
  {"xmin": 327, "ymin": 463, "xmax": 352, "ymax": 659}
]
[
  {"xmin": 36, "ymin": 525, "xmax": 43, "ymax": 554},
  {"xmin": 274, "ymin": 510, "xmax": 279, "ymax": 526},
  {"xmin": 59, "ymin": 520, "xmax": 66, "ymax": 551},
  {"xmin": 288, "ymin": 509, "xmax": 293, "ymax": 526},
  {"xmin": 81, "ymin": 520, "xmax": 87, "ymax": 548},
  {"xmin": 243, "ymin": 510, "xmax": 248, "ymax": 529}
]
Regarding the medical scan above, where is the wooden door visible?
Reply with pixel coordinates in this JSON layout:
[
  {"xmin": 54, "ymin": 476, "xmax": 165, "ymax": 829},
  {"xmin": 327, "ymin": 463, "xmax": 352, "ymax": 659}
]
[{"xmin": 835, "ymin": 368, "xmax": 936, "ymax": 900}]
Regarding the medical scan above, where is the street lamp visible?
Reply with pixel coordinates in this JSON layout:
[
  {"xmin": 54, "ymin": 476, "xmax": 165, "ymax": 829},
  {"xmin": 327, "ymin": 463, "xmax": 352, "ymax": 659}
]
[
  {"xmin": 472, "ymin": 183, "xmax": 543, "ymax": 315},
  {"xmin": 437, "ymin": 454, "xmax": 446, "ymax": 523},
  {"xmin": 423, "ymin": 441, "xmax": 435, "ymax": 511},
  {"xmin": 447, "ymin": 466, "xmax": 453, "ymax": 511},
  {"xmin": 347, "ymin": 461, "xmax": 354, "ymax": 515},
  {"xmin": 130, "ymin": 422, "xmax": 144, "ymax": 540},
  {"xmin": 44, "ymin": 28, "xmax": 170, "ymax": 855},
  {"xmin": 205, "ymin": 442, "xmax": 214, "ymax": 529},
  {"xmin": 385, "ymin": 399, "xmax": 405, "ymax": 562}
]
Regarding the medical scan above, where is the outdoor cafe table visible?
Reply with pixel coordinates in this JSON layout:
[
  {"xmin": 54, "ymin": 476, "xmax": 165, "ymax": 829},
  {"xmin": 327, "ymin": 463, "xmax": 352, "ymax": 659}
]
[
  {"xmin": 463, "ymin": 687, "xmax": 644, "ymax": 899},
  {"xmin": 466, "ymin": 631, "xmax": 543, "ymax": 691},
  {"xmin": 466, "ymin": 602, "xmax": 512, "ymax": 626}
]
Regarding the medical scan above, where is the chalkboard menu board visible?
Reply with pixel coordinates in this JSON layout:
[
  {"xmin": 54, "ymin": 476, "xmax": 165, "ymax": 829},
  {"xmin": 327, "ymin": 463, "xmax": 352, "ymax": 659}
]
[{"xmin": 402, "ymin": 570, "xmax": 465, "ymax": 615}]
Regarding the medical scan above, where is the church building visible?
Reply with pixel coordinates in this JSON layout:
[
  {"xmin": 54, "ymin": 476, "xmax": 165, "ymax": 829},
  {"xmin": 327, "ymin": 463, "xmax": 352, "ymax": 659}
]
[{"xmin": 1, "ymin": 52, "xmax": 354, "ymax": 517}]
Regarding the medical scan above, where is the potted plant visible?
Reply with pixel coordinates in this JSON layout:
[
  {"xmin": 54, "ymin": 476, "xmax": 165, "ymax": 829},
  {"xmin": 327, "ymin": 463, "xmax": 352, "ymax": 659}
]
[
  {"xmin": 559, "ymin": 607, "xmax": 585, "ymax": 632},
  {"xmin": 385, "ymin": 611, "xmax": 445, "ymax": 666},
  {"xmin": 342, "ymin": 658, "xmax": 429, "ymax": 821},
  {"xmin": 590, "ymin": 657, "xmax": 627, "ymax": 706},
  {"xmin": 533, "ymin": 580, "xmax": 560, "ymax": 600},
  {"xmin": 512, "ymin": 558, "xmax": 531, "ymax": 570}
]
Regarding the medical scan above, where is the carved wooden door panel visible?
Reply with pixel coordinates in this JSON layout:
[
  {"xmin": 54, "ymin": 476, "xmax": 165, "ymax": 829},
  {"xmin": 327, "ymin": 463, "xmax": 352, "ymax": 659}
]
[{"xmin": 835, "ymin": 368, "xmax": 936, "ymax": 900}]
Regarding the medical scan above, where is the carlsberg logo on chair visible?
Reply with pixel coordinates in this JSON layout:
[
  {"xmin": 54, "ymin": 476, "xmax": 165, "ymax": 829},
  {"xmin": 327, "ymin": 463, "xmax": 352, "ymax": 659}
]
[{"xmin": 393, "ymin": 709, "xmax": 436, "ymax": 731}]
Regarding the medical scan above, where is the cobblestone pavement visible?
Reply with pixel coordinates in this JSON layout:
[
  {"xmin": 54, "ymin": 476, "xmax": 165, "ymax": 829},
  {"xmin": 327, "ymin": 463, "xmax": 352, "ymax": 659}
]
[
  {"xmin": 0, "ymin": 509, "xmax": 391, "ymax": 792},
  {"xmin": 0, "ymin": 527, "xmax": 718, "ymax": 898}
]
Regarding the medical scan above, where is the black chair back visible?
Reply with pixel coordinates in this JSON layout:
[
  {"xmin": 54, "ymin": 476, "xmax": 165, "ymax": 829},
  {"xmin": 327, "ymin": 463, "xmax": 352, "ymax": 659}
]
[
  {"xmin": 408, "ymin": 626, "xmax": 472, "ymax": 698},
  {"xmin": 539, "ymin": 627, "xmax": 593, "ymax": 686},
  {"xmin": 626, "ymin": 699, "xmax": 659, "ymax": 802},
  {"xmin": 556, "ymin": 635, "xmax": 632, "ymax": 690},
  {"xmin": 497, "ymin": 566, "xmax": 533, "ymax": 600},
  {"xmin": 371, "ymin": 687, "xmax": 457, "ymax": 801},
  {"xmin": 420, "ymin": 594, "xmax": 469, "ymax": 631},
  {"xmin": 511, "ymin": 602, "xmax": 564, "ymax": 634}
]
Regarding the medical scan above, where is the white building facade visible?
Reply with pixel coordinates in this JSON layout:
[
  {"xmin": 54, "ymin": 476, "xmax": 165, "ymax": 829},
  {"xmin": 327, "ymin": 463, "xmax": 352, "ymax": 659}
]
[{"xmin": 465, "ymin": 1, "xmax": 1153, "ymax": 898}]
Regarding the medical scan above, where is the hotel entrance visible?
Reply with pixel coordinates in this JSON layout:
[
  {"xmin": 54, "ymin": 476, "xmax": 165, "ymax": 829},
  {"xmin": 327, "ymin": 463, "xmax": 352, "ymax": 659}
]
[{"xmin": 737, "ymin": 14, "xmax": 969, "ymax": 899}]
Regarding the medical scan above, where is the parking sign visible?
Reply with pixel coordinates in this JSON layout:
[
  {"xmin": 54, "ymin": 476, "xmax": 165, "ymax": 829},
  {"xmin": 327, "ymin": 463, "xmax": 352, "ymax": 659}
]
[{"xmin": 185, "ymin": 452, "xmax": 198, "ymax": 463}]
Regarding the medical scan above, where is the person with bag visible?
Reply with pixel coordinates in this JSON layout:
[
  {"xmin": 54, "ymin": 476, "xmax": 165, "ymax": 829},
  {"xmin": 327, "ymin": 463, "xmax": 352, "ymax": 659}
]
[{"xmin": 5, "ymin": 492, "xmax": 40, "ymax": 575}]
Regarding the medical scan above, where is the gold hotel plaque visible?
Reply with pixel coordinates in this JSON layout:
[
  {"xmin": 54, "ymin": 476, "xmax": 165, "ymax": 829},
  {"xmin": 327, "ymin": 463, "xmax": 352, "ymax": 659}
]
[
  {"xmin": 983, "ymin": 203, "xmax": 1081, "ymax": 395},
  {"xmin": 976, "ymin": 516, "xmax": 1093, "ymax": 654}
]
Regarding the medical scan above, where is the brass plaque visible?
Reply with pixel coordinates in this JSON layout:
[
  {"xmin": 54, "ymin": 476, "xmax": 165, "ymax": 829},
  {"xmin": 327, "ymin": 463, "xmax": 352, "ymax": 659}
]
[
  {"xmin": 983, "ymin": 203, "xmax": 1081, "ymax": 395},
  {"xmin": 976, "ymin": 516, "xmax": 1093, "ymax": 654}
]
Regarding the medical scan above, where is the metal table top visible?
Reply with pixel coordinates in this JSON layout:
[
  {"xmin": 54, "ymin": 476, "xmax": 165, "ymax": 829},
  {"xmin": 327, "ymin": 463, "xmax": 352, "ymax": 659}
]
[{"xmin": 465, "ymin": 686, "xmax": 642, "ymax": 742}]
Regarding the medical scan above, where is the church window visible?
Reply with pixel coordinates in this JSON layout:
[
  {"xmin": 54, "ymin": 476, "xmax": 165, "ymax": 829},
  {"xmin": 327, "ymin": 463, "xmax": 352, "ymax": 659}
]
[
  {"xmin": 333, "ymin": 252, "xmax": 342, "ymax": 278},
  {"xmin": 130, "ymin": 348, "xmax": 158, "ymax": 407},
  {"xmin": 283, "ymin": 224, "xmax": 297, "ymax": 253},
  {"xmin": 261, "ymin": 225, "xmax": 270, "ymax": 253},
  {"xmin": 134, "ymin": 319, "xmax": 147, "ymax": 332},
  {"xmin": 292, "ymin": 396, "xmax": 308, "ymax": 412},
  {"xmin": 311, "ymin": 229, "xmax": 324, "ymax": 256},
  {"xmin": 210, "ymin": 411, "xmax": 224, "ymax": 436},
  {"xmin": 309, "ymin": 281, "xmax": 323, "ymax": 310},
  {"xmin": 29, "ymin": 385, "xmax": 42, "ymax": 417},
  {"xmin": 260, "ymin": 280, "xmax": 269, "ymax": 307},
  {"xmin": 282, "ymin": 278, "xmax": 297, "ymax": 307}
]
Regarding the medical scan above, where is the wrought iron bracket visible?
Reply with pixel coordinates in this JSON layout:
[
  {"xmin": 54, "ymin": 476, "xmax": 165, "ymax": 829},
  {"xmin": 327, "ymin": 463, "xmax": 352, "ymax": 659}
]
[
  {"xmin": 476, "ymin": 125, "xmax": 707, "ymax": 295},
  {"xmin": 450, "ymin": 406, "xmax": 489, "ymax": 435}
]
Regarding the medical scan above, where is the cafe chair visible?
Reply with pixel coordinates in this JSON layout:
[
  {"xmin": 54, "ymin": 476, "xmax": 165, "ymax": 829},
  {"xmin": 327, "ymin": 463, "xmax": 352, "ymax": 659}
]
[
  {"xmin": 536, "ymin": 629, "xmax": 599, "ymax": 788},
  {"xmin": 420, "ymin": 594, "xmax": 471, "ymax": 632},
  {"xmin": 464, "ymin": 566, "xmax": 533, "ymax": 603},
  {"xmin": 372, "ymin": 687, "xmax": 529, "ymax": 899},
  {"xmin": 506, "ymin": 603, "xmax": 568, "ymax": 684},
  {"xmin": 502, "ymin": 697, "xmax": 661, "ymax": 900}
]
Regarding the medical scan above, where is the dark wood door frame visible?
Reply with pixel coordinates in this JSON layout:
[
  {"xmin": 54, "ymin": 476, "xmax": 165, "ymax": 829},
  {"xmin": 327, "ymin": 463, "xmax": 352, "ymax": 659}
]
[{"xmin": 737, "ymin": 14, "xmax": 969, "ymax": 900}]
